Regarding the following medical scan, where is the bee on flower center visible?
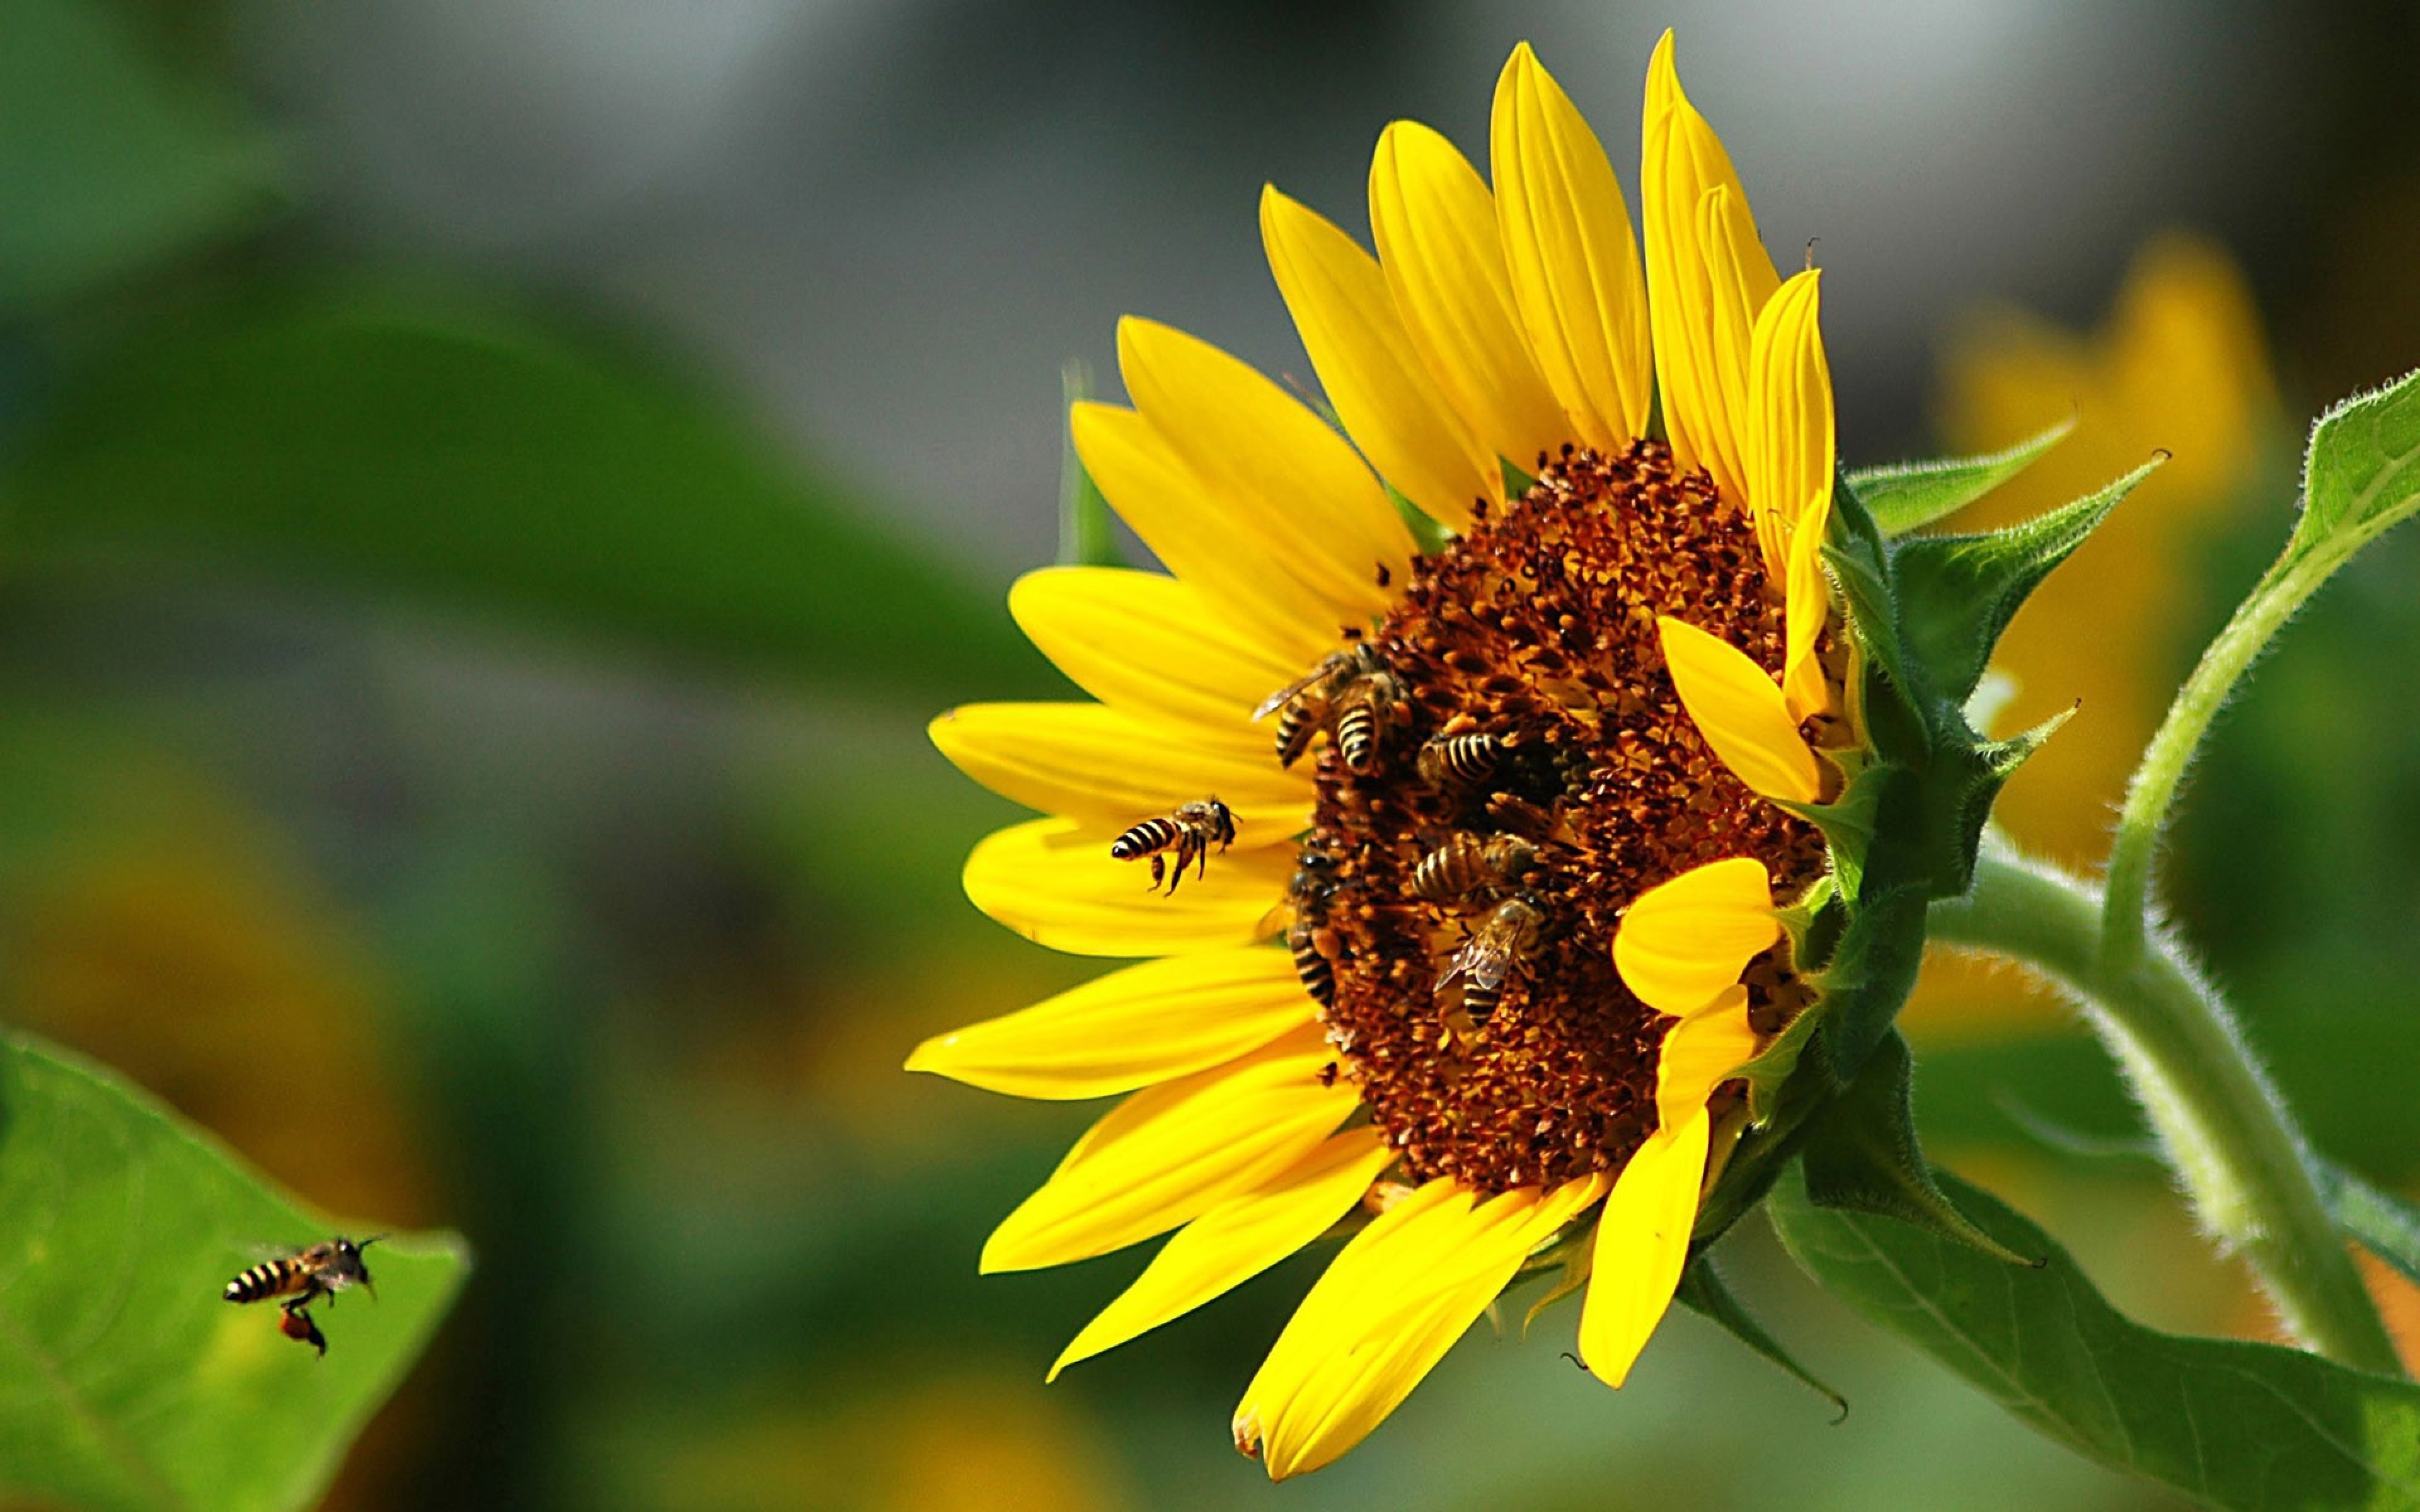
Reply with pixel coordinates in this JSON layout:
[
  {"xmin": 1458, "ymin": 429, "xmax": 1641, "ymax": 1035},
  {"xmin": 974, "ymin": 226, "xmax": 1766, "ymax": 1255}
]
[
  {"xmin": 1409, "ymin": 833, "xmax": 1541, "ymax": 903},
  {"xmin": 1256, "ymin": 643, "xmax": 1408, "ymax": 772},
  {"xmin": 1438, "ymin": 896, "xmax": 1547, "ymax": 1021},
  {"xmin": 1109, "ymin": 798, "xmax": 1237, "ymax": 893},
  {"xmin": 1416, "ymin": 730, "xmax": 1506, "ymax": 791}
]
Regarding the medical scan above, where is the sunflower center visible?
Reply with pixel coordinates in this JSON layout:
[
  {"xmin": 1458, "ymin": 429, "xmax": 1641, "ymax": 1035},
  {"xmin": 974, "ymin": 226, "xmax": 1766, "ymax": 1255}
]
[{"xmin": 1289, "ymin": 439, "xmax": 1826, "ymax": 1193}]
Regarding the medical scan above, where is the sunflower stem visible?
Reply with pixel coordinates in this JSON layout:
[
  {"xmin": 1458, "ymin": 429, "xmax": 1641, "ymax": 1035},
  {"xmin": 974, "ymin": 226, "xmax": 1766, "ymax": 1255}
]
[
  {"xmin": 1930, "ymin": 844, "xmax": 2401, "ymax": 1377},
  {"xmin": 2100, "ymin": 549, "xmax": 2334, "ymax": 965}
]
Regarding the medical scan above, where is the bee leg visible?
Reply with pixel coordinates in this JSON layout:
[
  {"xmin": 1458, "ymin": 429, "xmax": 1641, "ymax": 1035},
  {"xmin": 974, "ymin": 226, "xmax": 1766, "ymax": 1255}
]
[
  {"xmin": 1148, "ymin": 854, "xmax": 1167, "ymax": 891},
  {"xmin": 279, "ymin": 1303, "xmax": 328, "ymax": 1358}
]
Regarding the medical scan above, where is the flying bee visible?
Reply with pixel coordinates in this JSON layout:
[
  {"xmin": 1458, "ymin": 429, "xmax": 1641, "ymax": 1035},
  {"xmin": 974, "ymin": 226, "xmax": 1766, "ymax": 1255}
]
[
  {"xmin": 1409, "ymin": 833, "xmax": 1540, "ymax": 903},
  {"xmin": 1437, "ymin": 896, "xmax": 1545, "ymax": 1021},
  {"xmin": 222, "ymin": 1235, "xmax": 382, "ymax": 1358},
  {"xmin": 1416, "ymin": 731, "xmax": 1505, "ymax": 791},
  {"xmin": 1255, "ymin": 644, "xmax": 1403, "ymax": 771},
  {"xmin": 1110, "ymin": 798, "xmax": 1236, "ymax": 894},
  {"xmin": 1283, "ymin": 845, "xmax": 1342, "ymax": 1007}
]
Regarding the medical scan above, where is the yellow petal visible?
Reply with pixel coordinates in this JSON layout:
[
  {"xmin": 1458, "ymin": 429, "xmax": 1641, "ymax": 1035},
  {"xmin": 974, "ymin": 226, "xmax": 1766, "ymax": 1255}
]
[
  {"xmin": 1368, "ymin": 120, "xmax": 1566, "ymax": 472},
  {"xmin": 1239, "ymin": 1175, "xmax": 1606, "ymax": 1479},
  {"xmin": 1048, "ymin": 1128, "xmax": 1392, "ymax": 1378},
  {"xmin": 1652, "ymin": 987, "xmax": 1758, "ymax": 1131},
  {"xmin": 1008, "ymin": 567, "xmax": 1299, "ymax": 743},
  {"xmin": 1260, "ymin": 184, "xmax": 1496, "ymax": 531},
  {"xmin": 1640, "ymin": 30, "xmax": 1778, "ymax": 500},
  {"xmin": 929, "ymin": 702, "xmax": 1310, "ymax": 837},
  {"xmin": 981, "ymin": 1026, "xmax": 1357, "ymax": 1271},
  {"xmin": 1612, "ymin": 857, "xmax": 1778, "ymax": 1016},
  {"xmin": 1117, "ymin": 317, "xmax": 1412, "ymax": 619},
  {"xmin": 1656, "ymin": 616, "xmax": 1820, "ymax": 804},
  {"xmin": 1745, "ymin": 269, "xmax": 1836, "ymax": 721},
  {"xmin": 906, "ymin": 946, "xmax": 1318, "ymax": 1101},
  {"xmin": 962, "ymin": 816, "xmax": 1293, "ymax": 958},
  {"xmin": 1783, "ymin": 501, "xmax": 1833, "ymax": 724},
  {"xmin": 1070, "ymin": 401, "xmax": 1342, "ymax": 662},
  {"xmin": 1578, "ymin": 1110, "xmax": 1710, "ymax": 1387},
  {"xmin": 1490, "ymin": 42, "xmax": 1652, "ymax": 450}
]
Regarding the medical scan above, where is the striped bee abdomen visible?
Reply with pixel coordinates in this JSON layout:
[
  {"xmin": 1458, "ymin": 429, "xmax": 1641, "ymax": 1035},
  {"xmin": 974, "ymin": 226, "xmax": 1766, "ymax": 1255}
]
[
  {"xmin": 1289, "ymin": 920, "xmax": 1336, "ymax": 1007},
  {"xmin": 1335, "ymin": 703, "xmax": 1380, "ymax": 773},
  {"xmin": 1417, "ymin": 731, "xmax": 1503, "ymax": 790},
  {"xmin": 223, "ymin": 1259, "xmax": 299, "ymax": 1304},
  {"xmin": 1274, "ymin": 702, "xmax": 1320, "ymax": 767},
  {"xmin": 1109, "ymin": 817, "xmax": 1180, "ymax": 861}
]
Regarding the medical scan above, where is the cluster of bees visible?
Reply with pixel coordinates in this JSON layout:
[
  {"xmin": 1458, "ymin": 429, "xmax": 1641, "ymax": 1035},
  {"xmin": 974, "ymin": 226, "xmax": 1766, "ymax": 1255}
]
[
  {"xmin": 1107, "ymin": 641, "xmax": 1557, "ymax": 1026},
  {"xmin": 221, "ymin": 1234, "xmax": 380, "ymax": 1357}
]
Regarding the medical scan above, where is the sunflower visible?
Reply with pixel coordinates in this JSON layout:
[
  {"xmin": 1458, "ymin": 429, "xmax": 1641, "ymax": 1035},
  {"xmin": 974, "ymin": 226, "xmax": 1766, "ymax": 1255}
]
[{"xmin": 913, "ymin": 35, "xmax": 1850, "ymax": 1479}]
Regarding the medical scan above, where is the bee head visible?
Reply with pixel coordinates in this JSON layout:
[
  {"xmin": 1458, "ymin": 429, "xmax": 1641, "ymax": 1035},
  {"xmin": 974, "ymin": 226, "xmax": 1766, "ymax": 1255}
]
[{"xmin": 340, "ymin": 1235, "xmax": 386, "ymax": 1297}]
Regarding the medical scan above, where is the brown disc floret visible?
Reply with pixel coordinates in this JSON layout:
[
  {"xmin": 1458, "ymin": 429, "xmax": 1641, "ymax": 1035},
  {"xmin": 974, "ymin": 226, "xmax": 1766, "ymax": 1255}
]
[{"xmin": 1293, "ymin": 439, "xmax": 1828, "ymax": 1193}]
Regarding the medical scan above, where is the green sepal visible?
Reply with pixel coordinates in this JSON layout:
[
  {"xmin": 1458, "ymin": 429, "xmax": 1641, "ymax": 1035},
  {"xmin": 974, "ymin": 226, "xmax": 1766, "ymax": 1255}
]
[
  {"xmin": 1057, "ymin": 360, "xmax": 1125, "ymax": 568},
  {"xmin": 1388, "ymin": 483, "xmax": 1455, "ymax": 556},
  {"xmin": 1848, "ymin": 416, "xmax": 2076, "ymax": 537},
  {"xmin": 1888, "ymin": 454, "xmax": 2164, "ymax": 706},
  {"xmin": 1676, "ymin": 1253, "xmax": 1848, "ymax": 1418},
  {"xmin": 1778, "ymin": 760, "xmax": 1899, "ymax": 898},
  {"xmin": 1821, "ymin": 478, "xmax": 1912, "ymax": 706},
  {"xmin": 1738, "ymin": 999, "xmax": 1826, "ymax": 1128},
  {"xmin": 1501, "ymin": 457, "xmax": 1538, "ymax": 496},
  {"xmin": 1799, "ymin": 1031, "xmax": 2041, "ymax": 1267},
  {"xmin": 1803, "ymin": 883, "xmax": 1928, "ymax": 1084}
]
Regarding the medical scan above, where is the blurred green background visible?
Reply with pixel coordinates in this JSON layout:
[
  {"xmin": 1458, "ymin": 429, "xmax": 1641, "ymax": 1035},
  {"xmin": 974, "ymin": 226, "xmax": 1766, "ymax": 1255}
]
[{"xmin": 5, "ymin": 1, "xmax": 2420, "ymax": 1508}]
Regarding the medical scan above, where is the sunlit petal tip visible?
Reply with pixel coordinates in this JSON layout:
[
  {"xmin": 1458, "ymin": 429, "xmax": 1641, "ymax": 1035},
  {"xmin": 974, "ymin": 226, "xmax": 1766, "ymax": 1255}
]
[
  {"xmin": 1654, "ymin": 617, "xmax": 1822, "ymax": 804},
  {"xmin": 1577, "ymin": 1111, "xmax": 1711, "ymax": 1389},
  {"xmin": 1613, "ymin": 857, "xmax": 1779, "ymax": 1016},
  {"xmin": 904, "ymin": 949, "xmax": 1319, "ymax": 1101},
  {"xmin": 1260, "ymin": 181, "xmax": 1494, "ymax": 532},
  {"xmin": 1369, "ymin": 115, "xmax": 1567, "ymax": 471},
  {"xmin": 1492, "ymin": 37, "xmax": 1653, "ymax": 448}
]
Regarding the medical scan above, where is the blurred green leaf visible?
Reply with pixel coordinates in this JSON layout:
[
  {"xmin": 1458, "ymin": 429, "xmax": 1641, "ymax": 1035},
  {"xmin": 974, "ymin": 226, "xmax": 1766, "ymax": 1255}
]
[
  {"xmin": 1848, "ymin": 417, "xmax": 2074, "ymax": 537},
  {"xmin": 0, "ymin": 288, "xmax": 1051, "ymax": 702},
  {"xmin": 1771, "ymin": 1162, "xmax": 2420, "ymax": 1511},
  {"xmin": 0, "ymin": 0, "xmax": 278, "ymax": 311},
  {"xmin": 0, "ymin": 1033, "xmax": 466, "ymax": 1512},
  {"xmin": 2289, "ymin": 368, "xmax": 2420, "ymax": 571}
]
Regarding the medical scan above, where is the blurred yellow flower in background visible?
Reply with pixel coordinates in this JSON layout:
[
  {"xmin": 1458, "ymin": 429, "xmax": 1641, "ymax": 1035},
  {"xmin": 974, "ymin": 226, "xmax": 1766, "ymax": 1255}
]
[{"xmin": 1904, "ymin": 234, "xmax": 2282, "ymax": 1040}]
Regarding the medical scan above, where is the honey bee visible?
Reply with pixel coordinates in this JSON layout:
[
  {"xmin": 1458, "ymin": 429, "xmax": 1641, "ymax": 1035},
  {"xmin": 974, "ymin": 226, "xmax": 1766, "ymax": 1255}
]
[
  {"xmin": 222, "ymin": 1235, "xmax": 382, "ymax": 1358},
  {"xmin": 1255, "ymin": 644, "xmax": 1403, "ymax": 772},
  {"xmin": 1409, "ymin": 833, "xmax": 1539, "ymax": 902},
  {"xmin": 1110, "ymin": 798, "xmax": 1236, "ymax": 893},
  {"xmin": 1284, "ymin": 846, "xmax": 1342, "ymax": 1007},
  {"xmin": 1416, "ymin": 731, "xmax": 1505, "ymax": 791},
  {"xmin": 1438, "ymin": 896, "xmax": 1545, "ymax": 1021}
]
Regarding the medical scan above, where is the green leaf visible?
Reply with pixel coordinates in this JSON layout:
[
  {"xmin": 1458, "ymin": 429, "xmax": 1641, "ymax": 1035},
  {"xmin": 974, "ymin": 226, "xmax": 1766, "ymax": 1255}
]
[
  {"xmin": 0, "ymin": 0, "xmax": 280, "ymax": 309},
  {"xmin": 1798, "ymin": 1029, "xmax": 2037, "ymax": 1266},
  {"xmin": 1888, "ymin": 455, "xmax": 2163, "ymax": 706},
  {"xmin": 1674, "ymin": 1252, "xmax": 1846, "ymax": 1418},
  {"xmin": 0, "ymin": 1033, "xmax": 466, "ymax": 1512},
  {"xmin": 1847, "ymin": 416, "xmax": 2075, "ymax": 537},
  {"xmin": 2290, "ymin": 367, "xmax": 2420, "ymax": 568},
  {"xmin": 1772, "ymin": 1162, "xmax": 2420, "ymax": 1512},
  {"xmin": 1057, "ymin": 360, "xmax": 1124, "ymax": 568},
  {"xmin": 1, "ymin": 287, "xmax": 1051, "ymax": 704},
  {"xmin": 2319, "ymin": 1161, "xmax": 2420, "ymax": 1293}
]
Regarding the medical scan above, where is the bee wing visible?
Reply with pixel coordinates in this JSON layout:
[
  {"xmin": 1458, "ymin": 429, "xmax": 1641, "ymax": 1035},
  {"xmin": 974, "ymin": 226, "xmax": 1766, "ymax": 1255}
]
[
  {"xmin": 244, "ymin": 1241, "xmax": 302, "ymax": 1262},
  {"xmin": 1252, "ymin": 664, "xmax": 1330, "ymax": 723}
]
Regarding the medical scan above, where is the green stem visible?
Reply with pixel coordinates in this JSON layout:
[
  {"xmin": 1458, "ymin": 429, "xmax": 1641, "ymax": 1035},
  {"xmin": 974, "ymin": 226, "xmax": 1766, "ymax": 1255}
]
[
  {"xmin": 2102, "ymin": 551, "xmax": 2333, "ymax": 963},
  {"xmin": 1932, "ymin": 845, "xmax": 2401, "ymax": 1376}
]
